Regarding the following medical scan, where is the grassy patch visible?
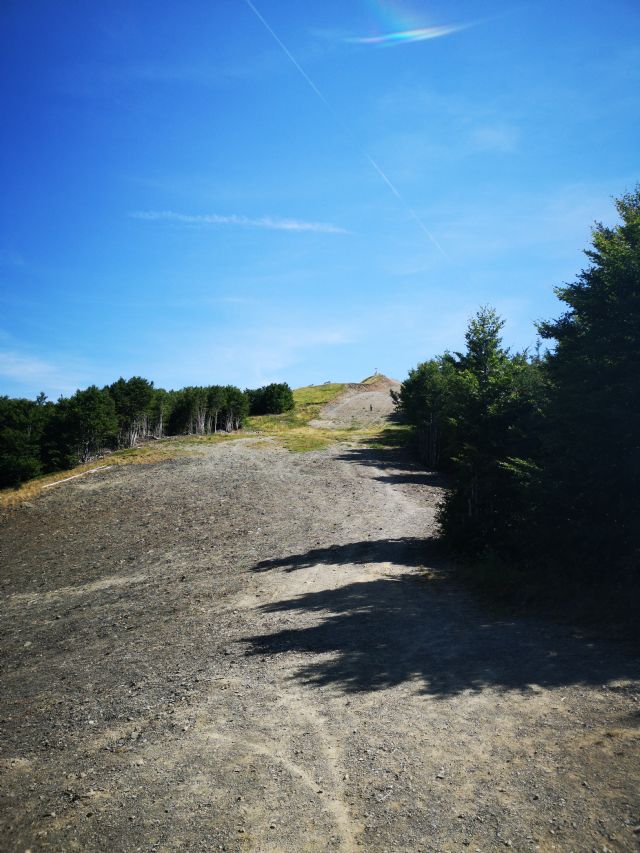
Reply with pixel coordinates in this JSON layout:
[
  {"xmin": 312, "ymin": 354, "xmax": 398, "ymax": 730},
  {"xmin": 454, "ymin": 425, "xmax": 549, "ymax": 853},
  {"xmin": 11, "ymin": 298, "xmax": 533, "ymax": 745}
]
[
  {"xmin": 247, "ymin": 385, "xmax": 413, "ymax": 454},
  {"xmin": 292, "ymin": 383, "xmax": 346, "ymax": 408},
  {"xmin": 246, "ymin": 383, "xmax": 346, "ymax": 440},
  {"xmin": 362, "ymin": 424, "xmax": 414, "ymax": 449},
  {"xmin": 275, "ymin": 426, "xmax": 362, "ymax": 453},
  {"xmin": 246, "ymin": 381, "xmax": 404, "ymax": 454}
]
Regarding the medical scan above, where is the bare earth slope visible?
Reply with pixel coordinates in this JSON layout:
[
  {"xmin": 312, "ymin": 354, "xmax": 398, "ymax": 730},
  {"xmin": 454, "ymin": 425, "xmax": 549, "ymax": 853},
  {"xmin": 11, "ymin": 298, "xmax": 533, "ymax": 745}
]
[
  {"xmin": 1, "ymin": 437, "xmax": 639, "ymax": 851},
  {"xmin": 309, "ymin": 376, "xmax": 400, "ymax": 429}
]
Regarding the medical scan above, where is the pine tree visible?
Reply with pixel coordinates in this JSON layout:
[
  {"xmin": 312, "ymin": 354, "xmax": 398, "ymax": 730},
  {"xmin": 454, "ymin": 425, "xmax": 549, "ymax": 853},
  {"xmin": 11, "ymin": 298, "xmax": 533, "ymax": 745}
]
[{"xmin": 538, "ymin": 188, "xmax": 640, "ymax": 577}]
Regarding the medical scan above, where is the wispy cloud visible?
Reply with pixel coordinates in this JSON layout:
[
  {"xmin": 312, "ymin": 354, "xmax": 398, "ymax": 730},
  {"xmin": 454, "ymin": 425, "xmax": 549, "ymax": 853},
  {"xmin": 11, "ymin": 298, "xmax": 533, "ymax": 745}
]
[{"xmin": 130, "ymin": 210, "xmax": 349, "ymax": 234}]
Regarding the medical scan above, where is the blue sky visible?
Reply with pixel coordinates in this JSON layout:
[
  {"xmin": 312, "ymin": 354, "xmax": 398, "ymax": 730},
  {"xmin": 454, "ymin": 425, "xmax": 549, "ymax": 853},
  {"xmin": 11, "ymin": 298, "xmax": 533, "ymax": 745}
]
[{"xmin": 1, "ymin": 0, "xmax": 638, "ymax": 398}]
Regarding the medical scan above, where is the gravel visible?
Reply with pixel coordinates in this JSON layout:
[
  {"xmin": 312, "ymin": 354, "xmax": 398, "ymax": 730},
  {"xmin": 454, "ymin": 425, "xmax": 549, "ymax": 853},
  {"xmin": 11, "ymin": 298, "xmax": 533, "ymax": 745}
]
[{"xmin": 1, "ymin": 437, "xmax": 639, "ymax": 852}]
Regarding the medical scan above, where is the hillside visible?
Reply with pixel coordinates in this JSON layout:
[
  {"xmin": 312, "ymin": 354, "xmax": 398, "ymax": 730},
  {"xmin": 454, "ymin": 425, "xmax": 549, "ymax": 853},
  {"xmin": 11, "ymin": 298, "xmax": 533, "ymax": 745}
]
[
  {"xmin": 0, "ymin": 377, "xmax": 403, "ymax": 507},
  {"xmin": 1, "ymin": 380, "xmax": 639, "ymax": 851},
  {"xmin": 308, "ymin": 375, "xmax": 401, "ymax": 430}
]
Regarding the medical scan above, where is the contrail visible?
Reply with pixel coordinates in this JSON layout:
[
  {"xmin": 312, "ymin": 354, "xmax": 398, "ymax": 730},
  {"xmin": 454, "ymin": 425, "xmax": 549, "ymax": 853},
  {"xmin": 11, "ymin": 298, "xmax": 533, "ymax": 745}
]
[{"xmin": 242, "ymin": 0, "xmax": 447, "ymax": 258}]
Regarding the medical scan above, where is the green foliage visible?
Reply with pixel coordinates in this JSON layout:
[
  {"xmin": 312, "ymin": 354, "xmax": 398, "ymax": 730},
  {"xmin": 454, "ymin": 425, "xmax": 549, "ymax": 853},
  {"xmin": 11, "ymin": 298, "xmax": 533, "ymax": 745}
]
[
  {"xmin": 397, "ymin": 307, "xmax": 546, "ymax": 557},
  {"xmin": 398, "ymin": 189, "xmax": 639, "ymax": 620},
  {"xmin": 147, "ymin": 387, "xmax": 173, "ymax": 438},
  {"xmin": 166, "ymin": 385, "xmax": 248, "ymax": 435},
  {"xmin": 108, "ymin": 376, "xmax": 155, "ymax": 447},
  {"xmin": 245, "ymin": 382, "xmax": 295, "ymax": 415},
  {"xmin": 436, "ymin": 309, "xmax": 546, "ymax": 556},
  {"xmin": 1, "ymin": 378, "xmax": 249, "ymax": 490},
  {"xmin": 537, "ymin": 187, "xmax": 640, "ymax": 579},
  {"xmin": 0, "ymin": 394, "xmax": 52, "ymax": 487},
  {"xmin": 44, "ymin": 385, "xmax": 118, "ymax": 468},
  {"xmin": 392, "ymin": 357, "xmax": 459, "ymax": 467},
  {"xmin": 223, "ymin": 385, "xmax": 250, "ymax": 430}
]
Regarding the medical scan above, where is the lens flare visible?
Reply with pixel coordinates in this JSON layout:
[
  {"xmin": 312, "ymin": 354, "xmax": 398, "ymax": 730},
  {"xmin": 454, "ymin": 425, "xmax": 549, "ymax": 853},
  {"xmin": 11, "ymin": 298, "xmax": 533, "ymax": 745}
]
[
  {"xmin": 347, "ymin": 24, "xmax": 465, "ymax": 45},
  {"xmin": 351, "ymin": 1, "xmax": 467, "ymax": 47}
]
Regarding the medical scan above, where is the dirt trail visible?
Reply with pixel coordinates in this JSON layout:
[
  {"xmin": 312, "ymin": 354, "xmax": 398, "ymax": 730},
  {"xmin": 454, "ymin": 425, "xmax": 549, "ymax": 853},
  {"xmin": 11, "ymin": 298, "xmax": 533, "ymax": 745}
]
[
  {"xmin": 1, "ymin": 434, "xmax": 639, "ymax": 851},
  {"xmin": 309, "ymin": 376, "xmax": 400, "ymax": 429}
]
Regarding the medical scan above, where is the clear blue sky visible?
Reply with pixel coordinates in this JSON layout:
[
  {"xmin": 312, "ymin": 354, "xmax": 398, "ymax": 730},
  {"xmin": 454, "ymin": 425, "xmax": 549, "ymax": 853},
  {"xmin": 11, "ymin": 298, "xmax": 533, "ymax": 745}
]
[{"xmin": 1, "ymin": 0, "xmax": 638, "ymax": 398}]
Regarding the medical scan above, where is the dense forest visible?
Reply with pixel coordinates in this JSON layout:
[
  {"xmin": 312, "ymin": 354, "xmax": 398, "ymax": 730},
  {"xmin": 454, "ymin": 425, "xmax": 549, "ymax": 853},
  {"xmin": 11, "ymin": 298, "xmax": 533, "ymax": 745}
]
[
  {"xmin": 0, "ymin": 380, "xmax": 294, "ymax": 489},
  {"xmin": 395, "ymin": 189, "xmax": 639, "ymax": 612}
]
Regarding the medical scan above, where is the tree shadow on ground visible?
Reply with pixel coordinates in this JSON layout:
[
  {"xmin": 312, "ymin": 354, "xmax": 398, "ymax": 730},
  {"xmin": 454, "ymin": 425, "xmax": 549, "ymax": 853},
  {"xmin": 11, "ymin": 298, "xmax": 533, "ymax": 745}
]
[
  {"xmin": 335, "ymin": 444, "xmax": 447, "ymax": 488},
  {"xmin": 253, "ymin": 537, "xmax": 433, "ymax": 573},
  {"xmin": 246, "ymin": 539, "xmax": 640, "ymax": 697}
]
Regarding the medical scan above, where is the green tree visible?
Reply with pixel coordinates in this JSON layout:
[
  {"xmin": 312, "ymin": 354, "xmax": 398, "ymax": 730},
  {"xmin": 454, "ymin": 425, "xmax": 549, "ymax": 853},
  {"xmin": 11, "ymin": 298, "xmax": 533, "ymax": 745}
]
[
  {"xmin": 108, "ymin": 376, "xmax": 155, "ymax": 447},
  {"xmin": 148, "ymin": 387, "xmax": 173, "ymax": 438},
  {"xmin": 393, "ymin": 357, "xmax": 459, "ymax": 468},
  {"xmin": 245, "ymin": 382, "xmax": 294, "ymax": 415},
  {"xmin": 263, "ymin": 382, "xmax": 294, "ymax": 414},
  {"xmin": 44, "ymin": 386, "xmax": 118, "ymax": 468},
  {"xmin": 538, "ymin": 187, "xmax": 640, "ymax": 578},
  {"xmin": 223, "ymin": 386, "xmax": 249, "ymax": 430},
  {"xmin": 0, "ymin": 394, "xmax": 52, "ymax": 487},
  {"xmin": 435, "ymin": 308, "xmax": 545, "ymax": 555},
  {"xmin": 206, "ymin": 386, "xmax": 227, "ymax": 433}
]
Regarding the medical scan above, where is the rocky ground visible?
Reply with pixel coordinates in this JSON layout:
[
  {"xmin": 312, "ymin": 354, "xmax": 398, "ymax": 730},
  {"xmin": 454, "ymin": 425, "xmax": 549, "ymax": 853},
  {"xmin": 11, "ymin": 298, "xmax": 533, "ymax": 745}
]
[{"xmin": 1, "ymin": 432, "xmax": 639, "ymax": 851}]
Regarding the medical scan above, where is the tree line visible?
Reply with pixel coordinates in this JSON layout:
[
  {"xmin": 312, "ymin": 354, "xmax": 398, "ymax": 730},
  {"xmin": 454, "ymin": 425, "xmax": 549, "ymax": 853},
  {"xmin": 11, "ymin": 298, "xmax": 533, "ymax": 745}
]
[
  {"xmin": 0, "ymin": 380, "xmax": 294, "ymax": 489},
  {"xmin": 395, "ymin": 189, "xmax": 639, "ymax": 610}
]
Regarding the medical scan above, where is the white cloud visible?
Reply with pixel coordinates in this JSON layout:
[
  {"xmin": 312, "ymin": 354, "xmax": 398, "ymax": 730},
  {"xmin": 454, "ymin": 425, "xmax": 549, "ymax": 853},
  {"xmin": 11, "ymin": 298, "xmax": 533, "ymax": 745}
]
[{"xmin": 129, "ymin": 210, "xmax": 349, "ymax": 234}]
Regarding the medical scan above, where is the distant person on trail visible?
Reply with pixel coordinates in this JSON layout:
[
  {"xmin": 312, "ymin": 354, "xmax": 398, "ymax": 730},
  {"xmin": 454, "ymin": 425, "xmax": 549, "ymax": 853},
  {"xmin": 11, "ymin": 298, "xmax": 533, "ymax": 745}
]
[{"xmin": 370, "ymin": 404, "xmax": 373, "ymax": 412}]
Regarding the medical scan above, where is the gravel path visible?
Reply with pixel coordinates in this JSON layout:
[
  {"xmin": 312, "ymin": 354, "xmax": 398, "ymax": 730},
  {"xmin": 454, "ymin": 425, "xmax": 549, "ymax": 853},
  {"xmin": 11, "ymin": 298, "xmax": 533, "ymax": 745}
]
[{"xmin": 1, "ymin": 438, "xmax": 639, "ymax": 852}]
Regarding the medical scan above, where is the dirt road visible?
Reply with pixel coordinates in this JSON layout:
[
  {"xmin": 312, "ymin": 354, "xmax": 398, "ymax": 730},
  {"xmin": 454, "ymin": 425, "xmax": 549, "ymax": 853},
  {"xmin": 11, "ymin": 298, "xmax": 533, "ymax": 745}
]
[{"xmin": 1, "ymin": 438, "xmax": 639, "ymax": 851}]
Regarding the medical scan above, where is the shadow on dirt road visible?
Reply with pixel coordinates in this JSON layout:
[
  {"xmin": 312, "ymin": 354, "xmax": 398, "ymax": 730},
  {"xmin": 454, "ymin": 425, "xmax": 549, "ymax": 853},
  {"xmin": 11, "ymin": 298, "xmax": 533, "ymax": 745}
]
[
  {"xmin": 246, "ymin": 557, "xmax": 640, "ymax": 698},
  {"xmin": 247, "ymin": 445, "xmax": 640, "ymax": 699},
  {"xmin": 253, "ymin": 536, "xmax": 436, "ymax": 573},
  {"xmin": 336, "ymin": 443, "xmax": 448, "ymax": 487}
]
